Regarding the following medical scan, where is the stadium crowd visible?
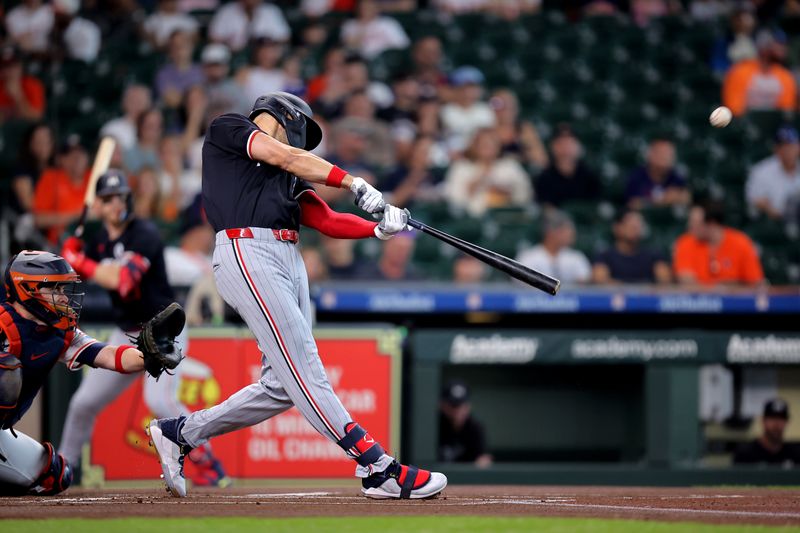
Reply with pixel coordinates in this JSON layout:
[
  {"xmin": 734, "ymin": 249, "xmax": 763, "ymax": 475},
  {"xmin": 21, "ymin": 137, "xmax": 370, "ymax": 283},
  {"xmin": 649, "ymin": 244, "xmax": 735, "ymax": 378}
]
[{"xmin": 2, "ymin": 0, "xmax": 800, "ymax": 299}]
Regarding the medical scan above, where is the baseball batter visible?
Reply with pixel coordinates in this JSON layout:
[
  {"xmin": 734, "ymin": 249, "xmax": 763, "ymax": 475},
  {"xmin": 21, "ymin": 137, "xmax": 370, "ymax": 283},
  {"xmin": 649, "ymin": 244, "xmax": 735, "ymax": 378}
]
[
  {"xmin": 149, "ymin": 92, "xmax": 447, "ymax": 499},
  {"xmin": 58, "ymin": 171, "xmax": 228, "ymax": 487},
  {"xmin": 0, "ymin": 251, "xmax": 167, "ymax": 495}
]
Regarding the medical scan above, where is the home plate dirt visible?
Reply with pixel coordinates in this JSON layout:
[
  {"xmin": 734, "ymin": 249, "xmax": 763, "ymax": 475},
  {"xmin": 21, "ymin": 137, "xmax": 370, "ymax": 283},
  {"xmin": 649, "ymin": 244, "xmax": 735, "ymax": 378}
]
[{"xmin": 1, "ymin": 486, "xmax": 799, "ymax": 526}]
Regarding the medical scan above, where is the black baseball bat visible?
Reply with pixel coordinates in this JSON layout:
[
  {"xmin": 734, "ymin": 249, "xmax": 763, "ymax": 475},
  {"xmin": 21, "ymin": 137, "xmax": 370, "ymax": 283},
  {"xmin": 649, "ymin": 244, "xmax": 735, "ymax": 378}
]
[{"xmin": 406, "ymin": 217, "xmax": 561, "ymax": 295}]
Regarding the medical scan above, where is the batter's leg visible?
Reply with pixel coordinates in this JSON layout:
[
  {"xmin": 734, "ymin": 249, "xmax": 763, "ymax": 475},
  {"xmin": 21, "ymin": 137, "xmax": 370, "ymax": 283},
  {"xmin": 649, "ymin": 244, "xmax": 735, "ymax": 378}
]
[{"xmin": 58, "ymin": 328, "xmax": 139, "ymax": 465}]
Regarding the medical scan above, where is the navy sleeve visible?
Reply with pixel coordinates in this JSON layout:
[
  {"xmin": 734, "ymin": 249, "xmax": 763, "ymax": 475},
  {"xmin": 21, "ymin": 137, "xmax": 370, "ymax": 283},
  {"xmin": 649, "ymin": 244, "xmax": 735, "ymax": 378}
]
[
  {"xmin": 127, "ymin": 221, "xmax": 163, "ymax": 263},
  {"xmin": 207, "ymin": 113, "xmax": 262, "ymax": 160}
]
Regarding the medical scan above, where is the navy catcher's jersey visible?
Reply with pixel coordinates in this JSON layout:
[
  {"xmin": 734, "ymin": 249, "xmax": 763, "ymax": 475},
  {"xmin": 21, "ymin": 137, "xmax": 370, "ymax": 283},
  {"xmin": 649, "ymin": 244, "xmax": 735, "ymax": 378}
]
[
  {"xmin": 86, "ymin": 218, "xmax": 175, "ymax": 330},
  {"xmin": 0, "ymin": 303, "xmax": 103, "ymax": 428},
  {"xmin": 201, "ymin": 113, "xmax": 314, "ymax": 232}
]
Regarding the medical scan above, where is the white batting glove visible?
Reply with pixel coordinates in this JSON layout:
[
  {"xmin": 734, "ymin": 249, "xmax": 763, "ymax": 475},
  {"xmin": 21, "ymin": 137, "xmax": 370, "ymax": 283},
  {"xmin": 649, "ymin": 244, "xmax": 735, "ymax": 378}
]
[
  {"xmin": 350, "ymin": 177, "xmax": 385, "ymax": 215},
  {"xmin": 374, "ymin": 205, "xmax": 410, "ymax": 240}
]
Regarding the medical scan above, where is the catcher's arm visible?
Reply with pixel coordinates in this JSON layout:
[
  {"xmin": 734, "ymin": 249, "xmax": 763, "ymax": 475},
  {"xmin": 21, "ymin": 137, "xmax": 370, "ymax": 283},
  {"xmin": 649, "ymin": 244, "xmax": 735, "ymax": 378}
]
[{"xmin": 93, "ymin": 345, "xmax": 145, "ymax": 373}]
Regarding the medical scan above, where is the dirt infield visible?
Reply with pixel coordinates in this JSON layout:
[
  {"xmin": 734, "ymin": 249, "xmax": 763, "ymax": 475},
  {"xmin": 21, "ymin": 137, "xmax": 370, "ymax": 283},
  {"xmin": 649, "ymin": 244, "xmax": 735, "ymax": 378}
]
[{"xmin": 1, "ymin": 486, "xmax": 799, "ymax": 526}]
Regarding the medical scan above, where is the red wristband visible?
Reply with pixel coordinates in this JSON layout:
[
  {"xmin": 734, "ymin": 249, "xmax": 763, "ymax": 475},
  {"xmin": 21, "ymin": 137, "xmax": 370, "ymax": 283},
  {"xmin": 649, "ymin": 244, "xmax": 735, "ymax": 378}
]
[
  {"xmin": 325, "ymin": 165, "xmax": 347, "ymax": 188},
  {"xmin": 115, "ymin": 344, "xmax": 135, "ymax": 373}
]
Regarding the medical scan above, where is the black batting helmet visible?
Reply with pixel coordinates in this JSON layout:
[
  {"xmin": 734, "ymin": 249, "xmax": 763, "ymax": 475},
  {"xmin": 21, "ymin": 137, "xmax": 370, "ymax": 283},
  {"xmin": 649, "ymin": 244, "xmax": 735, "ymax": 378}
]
[
  {"xmin": 249, "ymin": 92, "xmax": 322, "ymax": 151},
  {"xmin": 95, "ymin": 169, "xmax": 134, "ymax": 222},
  {"xmin": 4, "ymin": 251, "xmax": 83, "ymax": 331}
]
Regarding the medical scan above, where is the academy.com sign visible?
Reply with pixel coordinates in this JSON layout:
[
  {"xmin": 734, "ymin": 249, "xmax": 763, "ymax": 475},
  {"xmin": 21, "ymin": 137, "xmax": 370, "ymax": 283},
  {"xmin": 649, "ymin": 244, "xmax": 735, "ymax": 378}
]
[
  {"xmin": 727, "ymin": 335, "xmax": 800, "ymax": 363},
  {"xmin": 571, "ymin": 337, "xmax": 698, "ymax": 360},
  {"xmin": 450, "ymin": 334, "xmax": 539, "ymax": 363}
]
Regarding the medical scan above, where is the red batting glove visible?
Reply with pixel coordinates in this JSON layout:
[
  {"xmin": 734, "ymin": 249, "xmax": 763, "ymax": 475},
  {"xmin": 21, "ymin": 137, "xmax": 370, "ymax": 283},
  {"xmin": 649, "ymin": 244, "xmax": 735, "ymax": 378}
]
[{"xmin": 60, "ymin": 238, "xmax": 98, "ymax": 279}]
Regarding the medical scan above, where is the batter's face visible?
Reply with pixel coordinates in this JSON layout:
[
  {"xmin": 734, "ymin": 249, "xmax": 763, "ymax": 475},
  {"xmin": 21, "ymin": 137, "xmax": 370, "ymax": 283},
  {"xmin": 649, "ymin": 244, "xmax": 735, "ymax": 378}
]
[{"xmin": 99, "ymin": 194, "xmax": 128, "ymax": 225}]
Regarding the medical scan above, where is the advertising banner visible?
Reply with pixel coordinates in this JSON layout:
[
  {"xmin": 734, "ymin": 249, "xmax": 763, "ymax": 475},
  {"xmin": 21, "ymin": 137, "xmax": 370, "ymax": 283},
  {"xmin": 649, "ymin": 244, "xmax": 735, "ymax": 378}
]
[{"xmin": 86, "ymin": 328, "xmax": 401, "ymax": 482}]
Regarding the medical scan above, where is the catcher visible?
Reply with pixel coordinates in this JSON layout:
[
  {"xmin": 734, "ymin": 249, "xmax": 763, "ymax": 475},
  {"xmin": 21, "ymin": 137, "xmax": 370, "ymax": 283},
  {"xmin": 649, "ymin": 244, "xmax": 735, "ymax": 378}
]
[{"xmin": 0, "ymin": 250, "xmax": 182, "ymax": 495}]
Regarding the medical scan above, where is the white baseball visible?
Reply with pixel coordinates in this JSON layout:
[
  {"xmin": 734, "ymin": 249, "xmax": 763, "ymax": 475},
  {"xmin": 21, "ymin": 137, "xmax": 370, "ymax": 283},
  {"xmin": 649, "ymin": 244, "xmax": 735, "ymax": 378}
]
[{"xmin": 709, "ymin": 106, "xmax": 732, "ymax": 128}]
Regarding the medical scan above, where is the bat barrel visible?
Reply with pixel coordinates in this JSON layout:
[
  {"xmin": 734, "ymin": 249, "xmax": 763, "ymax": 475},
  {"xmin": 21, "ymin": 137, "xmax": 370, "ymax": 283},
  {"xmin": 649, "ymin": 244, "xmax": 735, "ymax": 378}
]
[{"xmin": 407, "ymin": 218, "xmax": 560, "ymax": 295}]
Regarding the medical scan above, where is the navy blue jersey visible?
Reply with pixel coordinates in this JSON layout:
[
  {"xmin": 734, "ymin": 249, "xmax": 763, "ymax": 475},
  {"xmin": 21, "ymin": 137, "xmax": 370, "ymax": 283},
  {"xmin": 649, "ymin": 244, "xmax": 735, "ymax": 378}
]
[
  {"xmin": 87, "ymin": 218, "xmax": 175, "ymax": 330},
  {"xmin": 201, "ymin": 113, "xmax": 314, "ymax": 232},
  {"xmin": 0, "ymin": 303, "xmax": 103, "ymax": 428}
]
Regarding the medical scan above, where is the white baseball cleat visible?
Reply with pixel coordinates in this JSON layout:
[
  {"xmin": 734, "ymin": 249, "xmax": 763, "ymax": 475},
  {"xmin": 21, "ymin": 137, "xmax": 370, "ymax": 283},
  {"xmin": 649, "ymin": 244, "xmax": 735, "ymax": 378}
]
[
  {"xmin": 147, "ymin": 417, "xmax": 188, "ymax": 498},
  {"xmin": 361, "ymin": 461, "xmax": 447, "ymax": 499}
]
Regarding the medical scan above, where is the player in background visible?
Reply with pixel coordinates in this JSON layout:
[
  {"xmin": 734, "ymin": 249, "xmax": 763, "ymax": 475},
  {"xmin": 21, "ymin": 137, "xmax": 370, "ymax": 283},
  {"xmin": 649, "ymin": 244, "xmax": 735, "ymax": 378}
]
[
  {"xmin": 148, "ymin": 92, "xmax": 447, "ymax": 499},
  {"xmin": 0, "ymin": 251, "xmax": 155, "ymax": 495},
  {"xmin": 58, "ymin": 171, "xmax": 229, "ymax": 487}
]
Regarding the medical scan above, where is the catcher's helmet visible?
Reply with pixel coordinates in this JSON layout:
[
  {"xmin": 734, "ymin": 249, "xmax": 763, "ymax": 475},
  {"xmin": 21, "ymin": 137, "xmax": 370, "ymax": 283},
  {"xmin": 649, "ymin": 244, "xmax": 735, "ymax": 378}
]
[
  {"xmin": 96, "ymin": 169, "xmax": 134, "ymax": 222},
  {"xmin": 249, "ymin": 92, "xmax": 322, "ymax": 151},
  {"xmin": 4, "ymin": 251, "xmax": 83, "ymax": 331}
]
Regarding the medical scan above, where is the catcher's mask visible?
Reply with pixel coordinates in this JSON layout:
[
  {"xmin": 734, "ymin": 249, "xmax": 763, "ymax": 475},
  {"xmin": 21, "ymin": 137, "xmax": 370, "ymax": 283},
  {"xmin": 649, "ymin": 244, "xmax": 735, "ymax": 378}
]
[
  {"xmin": 96, "ymin": 169, "xmax": 134, "ymax": 223},
  {"xmin": 4, "ymin": 251, "xmax": 83, "ymax": 331},
  {"xmin": 249, "ymin": 92, "xmax": 322, "ymax": 151}
]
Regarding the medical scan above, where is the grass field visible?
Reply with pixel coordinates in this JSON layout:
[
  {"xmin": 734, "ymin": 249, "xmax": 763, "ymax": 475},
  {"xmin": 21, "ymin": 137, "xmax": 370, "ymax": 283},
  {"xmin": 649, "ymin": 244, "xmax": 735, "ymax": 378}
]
[{"xmin": 5, "ymin": 517, "xmax": 800, "ymax": 533}]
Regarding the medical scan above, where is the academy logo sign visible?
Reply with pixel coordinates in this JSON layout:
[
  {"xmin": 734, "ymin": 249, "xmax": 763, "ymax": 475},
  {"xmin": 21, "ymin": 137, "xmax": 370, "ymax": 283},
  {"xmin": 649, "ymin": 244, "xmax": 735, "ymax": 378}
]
[
  {"xmin": 571, "ymin": 337, "xmax": 699, "ymax": 360},
  {"xmin": 450, "ymin": 334, "xmax": 539, "ymax": 363},
  {"xmin": 726, "ymin": 334, "xmax": 800, "ymax": 363}
]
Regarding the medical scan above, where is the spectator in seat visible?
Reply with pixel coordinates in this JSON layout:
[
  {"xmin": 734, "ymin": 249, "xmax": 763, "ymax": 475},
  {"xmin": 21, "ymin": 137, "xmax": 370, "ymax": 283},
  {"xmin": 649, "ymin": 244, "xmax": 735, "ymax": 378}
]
[
  {"xmin": 208, "ymin": 0, "xmax": 290, "ymax": 52},
  {"xmin": 0, "ymin": 45, "xmax": 45, "ymax": 122},
  {"xmin": 593, "ymin": 209, "xmax": 671, "ymax": 284},
  {"xmin": 411, "ymin": 36, "xmax": 447, "ymax": 99},
  {"xmin": 157, "ymin": 134, "xmax": 200, "ymax": 215},
  {"xmin": 491, "ymin": 89, "xmax": 549, "ymax": 172},
  {"xmin": 144, "ymin": 0, "xmax": 198, "ymax": 49},
  {"xmin": 100, "ymin": 84, "xmax": 153, "ymax": 151},
  {"xmin": 516, "ymin": 210, "xmax": 591, "ymax": 284},
  {"xmin": 155, "ymin": 30, "xmax": 204, "ymax": 110},
  {"xmin": 673, "ymin": 201, "xmax": 764, "ymax": 286},
  {"xmin": 440, "ymin": 66, "xmax": 496, "ymax": 154},
  {"xmin": 306, "ymin": 47, "xmax": 347, "ymax": 106},
  {"xmin": 723, "ymin": 28, "xmax": 796, "ymax": 117},
  {"xmin": 301, "ymin": 247, "xmax": 329, "ymax": 284},
  {"xmin": 710, "ymin": 4, "xmax": 756, "ymax": 74},
  {"xmin": 11, "ymin": 123, "xmax": 55, "ymax": 216},
  {"xmin": 535, "ymin": 123, "xmax": 601, "ymax": 208},
  {"xmin": 377, "ymin": 71, "xmax": 421, "ymax": 161},
  {"xmin": 52, "ymin": 0, "xmax": 102, "ymax": 63},
  {"xmin": 734, "ymin": 399, "xmax": 800, "ymax": 467},
  {"xmin": 32, "ymin": 136, "xmax": 91, "ymax": 243},
  {"xmin": 164, "ymin": 198, "xmax": 214, "ymax": 287},
  {"xmin": 360, "ymin": 231, "xmax": 422, "ymax": 281},
  {"xmin": 443, "ymin": 127, "xmax": 532, "ymax": 216},
  {"xmin": 341, "ymin": 0, "xmax": 410, "ymax": 60},
  {"xmin": 453, "ymin": 255, "xmax": 488, "ymax": 284},
  {"xmin": 124, "ymin": 108, "xmax": 163, "ymax": 175},
  {"xmin": 382, "ymin": 135, "xmax": 441, "ymax": 207},
  {"xmin": 131, "ymin": 167, "xmax": 163, "ymax": 220},
  {"xmin": 200, "ymin": 43, "xmax": 247, "ymax": 115},
  {"xmin": 438, "ymin": 380, "xmax": 492, "ymax": 467},
  {"xmin": 333, "ymin": 91, "xmax": 395, "ymax": 169},
  {"xmin": 5, "ymin": 0, "xmax": 53, "ymax": 55},
  {"xmin": 625, "ymin": 137, "xmax": 690, "ymax": 209},
  {"xmin": 320, "ymin": 237, "xmax": 372, "ymax": 280},
  {"xmin": 746, "ymin": 125, "xmax": 800, "ymax": 220},
  {"xmin": 241, "ymin": 38, "xmax": 287, "ymax": 107}
]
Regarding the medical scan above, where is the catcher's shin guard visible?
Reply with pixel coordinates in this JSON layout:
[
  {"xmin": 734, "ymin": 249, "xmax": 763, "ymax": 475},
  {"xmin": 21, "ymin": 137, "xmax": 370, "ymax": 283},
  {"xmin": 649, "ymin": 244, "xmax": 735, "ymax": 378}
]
[{"xmin": 29, "ymin": 442, "xmax": 73, "ymax": 496}]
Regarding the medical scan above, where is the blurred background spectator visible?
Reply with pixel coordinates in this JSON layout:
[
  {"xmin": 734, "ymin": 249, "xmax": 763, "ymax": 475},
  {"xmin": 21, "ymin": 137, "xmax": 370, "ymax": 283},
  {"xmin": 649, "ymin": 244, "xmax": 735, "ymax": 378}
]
[
  {"xmin": 100, "ymin": 85, "xmax": 153, "ymax": 151},
  {"xmin": 746, "ymin": 125, "xmax": 800, "ymax": 221},
  {"xmin": 710, "ymin": 3, "xmax": 756, "ymax": 74},
  {"xmin": 5, "ymin": 0, "xmax": 53, "ymax": 56},
  {"xmin": 361, "ymin": 231, "xmax": 421, "ymax": 281},
  {"xmin": 516, "ymin": 210, "xmax": 591, "ymax": 284},
  {"xmin": 443, "ymin": 127, "xmax": 532, "ymax": 216},
  {"xmin": 200, "ymin": 44, "xmax": 248, "ymax": 115},
  {"xmin": 625, "ymin": 137, "xmax": 690, "ymax": 209},
  {"xmin": 490, "ymin": 89, "xmax": 548, "ymax": 172},
  {"xmin": 723, "ymin": 28, "xmax": 796, "ymax": 117},
  {"xmin": 439, "ymin": 380, "xmax": 492, "ymax": 468},
  {"xmin": 208, "ymin": 0, "xmax": 290, "ymax": 52},
  {"xmin": 593, "ymin": 209, "xmax": 671, "ymax": 285},
  {"xmin": 164, "ymin": 199, "xmax": 214, "ymax": 287},
  {"xmin": 0, "ymin": 46, "xmax": 45, "ymax": 122},
  {"xmin": 453, "ymin": 255, "xmax": 488, "ymax": 284},
  {"xmin": 32, "ymin": 136, "xmax": 90, "ymax": 244},
  {"xmin": 333, "ymin": 90, "xmax": 395, "ymax": 169},
  {"xmin": 11, "ymin": 123, "xmax": 54, "ymax": 216},
  {"xmin": 155, "ymin": 29, "xmax": 203, "ymax": 110},
  {"xmin": 124, "ymin": 108, "xmax": 164, "ymax": 174},
  {"xmin": 144, "ymin": 0, "xmax": 198, "ymax": 49},
  {"xmin": 535, "ymin": 123, "xmax": 601, "ymax": 208},
  {"xmin": 241, "ymin": 38, "xmax": 287, "ymax": 104},
  {"xmin": 440, "ymin": 66, "xmax": 495, "ymax": 154},
  {"xmin": 734, "ymin": 399, "xmax": 800, "ymax": 467},
  {"xmin": 52, "ymin": 0, "xmax": 102, "ymax": 63},
  {"xmin": 673, "ymin": 202, "xmax": 764, "ymax": 287},
  {"xmin": 341, "ymin": 0, "xmax": 409, "ymax": 60}
]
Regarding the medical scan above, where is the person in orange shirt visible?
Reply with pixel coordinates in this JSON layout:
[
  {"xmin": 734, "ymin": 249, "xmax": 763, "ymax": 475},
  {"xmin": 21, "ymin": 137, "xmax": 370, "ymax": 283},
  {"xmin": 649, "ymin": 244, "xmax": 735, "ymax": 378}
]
[
  {"xmin": 722, "ymin": 29, "xmax": 796, "ymax": 117},
  {"xmin": 32, "ymin": 136, "xmax": 91, "ymax": 244},
  {"xmin": 0, "ymin": 45, "xmax": 45, "ymax": 122},
  {"xmin": 673, "ymin": 202, "xmax": 765, "ymax": 286}
]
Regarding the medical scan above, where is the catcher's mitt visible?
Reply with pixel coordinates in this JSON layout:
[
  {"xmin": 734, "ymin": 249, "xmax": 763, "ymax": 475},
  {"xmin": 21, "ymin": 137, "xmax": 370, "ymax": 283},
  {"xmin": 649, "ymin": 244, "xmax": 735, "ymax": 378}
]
[{"xmin": 136, "ymin": 302, "xmax": 186, "ymax": 379}]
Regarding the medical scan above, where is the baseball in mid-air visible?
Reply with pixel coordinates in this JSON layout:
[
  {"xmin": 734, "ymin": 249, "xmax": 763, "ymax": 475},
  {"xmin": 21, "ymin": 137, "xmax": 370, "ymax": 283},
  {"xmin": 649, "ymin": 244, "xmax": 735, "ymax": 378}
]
[{"xmin": 709, "ymin": 106, "xmax": 732, "ymax": 128}]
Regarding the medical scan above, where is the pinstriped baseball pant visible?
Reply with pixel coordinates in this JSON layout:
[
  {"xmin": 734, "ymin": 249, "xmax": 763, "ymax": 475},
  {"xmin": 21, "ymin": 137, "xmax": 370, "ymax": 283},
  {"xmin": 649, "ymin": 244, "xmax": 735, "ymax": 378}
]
[{"xmin": 180, "ymin": 228, "xmax": 353, "ymax": 448}]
